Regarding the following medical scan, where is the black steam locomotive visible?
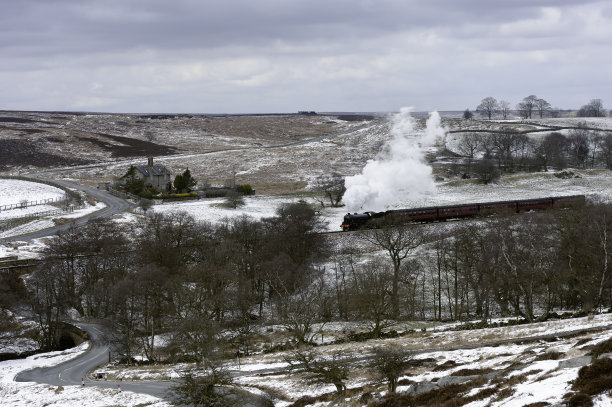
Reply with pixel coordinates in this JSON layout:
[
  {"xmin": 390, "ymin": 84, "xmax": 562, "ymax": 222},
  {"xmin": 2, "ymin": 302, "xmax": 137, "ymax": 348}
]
[{"xmin": 340, "ymin": 195, "xmax": 585, "ymax": 231}]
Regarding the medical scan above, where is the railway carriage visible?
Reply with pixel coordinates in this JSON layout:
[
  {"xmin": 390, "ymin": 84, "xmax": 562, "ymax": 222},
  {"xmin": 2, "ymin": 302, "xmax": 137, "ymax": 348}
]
[{"xmin": 340, "ymin": 195, "xmax": 586, "ymax": 231}]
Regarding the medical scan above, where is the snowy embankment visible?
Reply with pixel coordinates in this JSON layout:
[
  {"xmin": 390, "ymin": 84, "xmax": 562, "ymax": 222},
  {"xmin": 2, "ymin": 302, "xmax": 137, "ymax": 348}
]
[
  {"xmin": 0, "ymin": 343, "xmax": 170, "ymax": 407},
  {"xmin": 0, "ymin": 178, "xmax": 106, "ymax": 240}
]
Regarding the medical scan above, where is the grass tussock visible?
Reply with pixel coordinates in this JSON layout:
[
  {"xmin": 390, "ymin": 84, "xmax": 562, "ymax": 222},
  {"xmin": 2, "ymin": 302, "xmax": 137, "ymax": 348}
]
[
  {"xmin": 589, "ymin": 337, "xmax": 612, "ymax": 359},
  {"xmin": 432, "ymin": 360, "xmax": 458, "ymax": 371},
  {"xmin": 572, "ymin": 358, "xmax": 612, "ymax": 395},
  {"xmin": 368, "ymin": 376, "xmax": 488, "ymax": 407},
  {"xmin": 566, "ymin": 392, "xmax": 593, "ymax": 407},
  {"xmin": 450, "ymin": 367, "xmax": 495, "ymax": 376},
  {"xmin": 534, "ymin": 351, "xmax": 564, "ymax": 361}
]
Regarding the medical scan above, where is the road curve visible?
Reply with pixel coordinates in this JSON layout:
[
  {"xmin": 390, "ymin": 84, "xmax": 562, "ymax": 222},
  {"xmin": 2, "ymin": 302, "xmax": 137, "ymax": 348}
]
[
  {"xmin": 15, "ymin": 322, "xmax": 174, "ymax": 398},
  {"xmin": 1, "ymin": 176, "xmax": 134, "ymax": 242}
]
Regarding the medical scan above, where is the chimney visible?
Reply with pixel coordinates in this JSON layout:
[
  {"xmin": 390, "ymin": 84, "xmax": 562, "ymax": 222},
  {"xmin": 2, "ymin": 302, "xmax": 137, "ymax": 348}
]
[{"xmin": 147, "ymin": 156, "xmax": 154, "ymax": 185}]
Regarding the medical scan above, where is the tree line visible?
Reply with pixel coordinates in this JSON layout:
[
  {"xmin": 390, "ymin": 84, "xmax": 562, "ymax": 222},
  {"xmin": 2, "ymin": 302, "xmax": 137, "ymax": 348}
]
[
  {"xmin": 467, "ymin": 96, "xmax": 608, "ymax": 120},
  {"xmin": 22, "ymin": 199, "xmax": 612, "ymax": 359}
]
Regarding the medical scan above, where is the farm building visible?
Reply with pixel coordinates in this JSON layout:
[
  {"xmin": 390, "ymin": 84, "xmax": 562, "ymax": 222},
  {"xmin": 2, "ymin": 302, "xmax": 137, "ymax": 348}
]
[{"xmin": 130, "ymin": 157, "xmax": 172, "ymax": 192}]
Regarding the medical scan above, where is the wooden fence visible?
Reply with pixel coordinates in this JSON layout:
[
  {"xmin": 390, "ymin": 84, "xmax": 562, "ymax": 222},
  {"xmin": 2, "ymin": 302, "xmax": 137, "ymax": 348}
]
[
  {"xmin": 0, "ymin": 196, "xmax": 67, "ymax": 212},
  {"xmin": 0, "ymin": 205, "xmax": 80, "ymax": 233}
]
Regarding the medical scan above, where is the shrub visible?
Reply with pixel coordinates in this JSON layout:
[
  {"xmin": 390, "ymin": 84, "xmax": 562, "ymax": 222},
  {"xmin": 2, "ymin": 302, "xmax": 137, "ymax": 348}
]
[
  {"xmin": 573, "ymin": 358, "xmax": 612, "ymax": 395},
  {"xmin": 152, "ymin": 192, "xmax": 198, "ymax": 199},
  {"xmin": 237, "ymin": 184, "xmax": 254, "ymax": 195},
  {"xmin": 203, "ymin": 188, "xmax": 232, "ymax": 198},
  {"xmin": 473, "ymin": 159, "xmax": 500, "ymax": 184}
]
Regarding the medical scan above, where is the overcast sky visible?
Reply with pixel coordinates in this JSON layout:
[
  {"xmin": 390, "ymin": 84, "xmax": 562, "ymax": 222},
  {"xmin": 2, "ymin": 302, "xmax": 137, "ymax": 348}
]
[{"xmin": 2, "ymin": 0, "xmax": 611, "ymax": 113}]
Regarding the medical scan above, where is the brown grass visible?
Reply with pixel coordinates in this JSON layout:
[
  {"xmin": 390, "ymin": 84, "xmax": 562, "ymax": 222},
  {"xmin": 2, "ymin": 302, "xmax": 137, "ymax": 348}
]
[
  {"xmin": 566, "ymin": 392, "xmax": 593, "ymax": 407},
  {"xmin": 450, "ymin": 367, "xmax": 495, "ymax": 376},
  {"xmin": 589, "ymin": 337, "xmax": 612, "ymax": 359},
  {"xmin": 368, "ymin": 376, "xmax": 489, "ymax": 407},
  {"xmin": 534, "ymin": 351, "xmax": 564, "ymax": 361},
  {"xmin": 572, "ymin": 358, "xmax": 612, "ymax": 395}
]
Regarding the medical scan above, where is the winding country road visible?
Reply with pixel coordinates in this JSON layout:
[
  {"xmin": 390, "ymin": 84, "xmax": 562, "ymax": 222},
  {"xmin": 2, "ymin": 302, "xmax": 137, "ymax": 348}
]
[{"xmin": 1, "ymin": 175, "xmax": 134, "ymax": 242}]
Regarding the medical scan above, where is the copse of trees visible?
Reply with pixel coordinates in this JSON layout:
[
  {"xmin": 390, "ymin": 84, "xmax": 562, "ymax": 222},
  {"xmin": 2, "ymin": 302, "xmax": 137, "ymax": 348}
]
[
  {"xmin": 454, "ymin": 124, "xmax": 612, "ymax": 179},
  {"xmin": 577, "ymin": 99, "xmax": 607, "ymax": 117},
  {"xmin": 475, "ymin": 95, "xmax": 610, "ymax": 119}
]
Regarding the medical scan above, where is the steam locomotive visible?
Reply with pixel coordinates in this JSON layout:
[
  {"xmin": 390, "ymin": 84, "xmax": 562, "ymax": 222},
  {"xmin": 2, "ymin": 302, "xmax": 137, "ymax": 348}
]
[{"xmin": 340, "ymin": 195, "xmax": 585, "ymax": 231}]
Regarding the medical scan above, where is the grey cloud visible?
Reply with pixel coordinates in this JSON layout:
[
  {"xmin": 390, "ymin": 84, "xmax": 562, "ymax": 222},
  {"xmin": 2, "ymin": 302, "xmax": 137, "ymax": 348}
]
[{"xmin": 1, "ymin": 0, "xmax": 611, "ymax": 112}]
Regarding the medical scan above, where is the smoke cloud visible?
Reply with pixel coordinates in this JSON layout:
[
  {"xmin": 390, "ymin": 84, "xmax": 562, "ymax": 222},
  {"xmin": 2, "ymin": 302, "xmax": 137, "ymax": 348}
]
[{"xmin": 343, "ymin": 108, "xmax": 444, "ymax": 211}]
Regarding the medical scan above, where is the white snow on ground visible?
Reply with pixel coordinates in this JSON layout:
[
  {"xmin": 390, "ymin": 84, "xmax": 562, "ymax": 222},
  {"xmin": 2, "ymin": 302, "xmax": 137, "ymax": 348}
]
[
  {"xmin": 0, "ymin": 342, "xmax": 170, "ymax": 407},
  {"xmin": 150, "ymin": 195, "xmax": 308, "ymax": 225},
  {"xmin": 0, "ymin": 238, "xmax": 48, "ymax": 259},
  {"xmin": 0, "ymin": 179, "xmax": 65, "ymax": 206}
]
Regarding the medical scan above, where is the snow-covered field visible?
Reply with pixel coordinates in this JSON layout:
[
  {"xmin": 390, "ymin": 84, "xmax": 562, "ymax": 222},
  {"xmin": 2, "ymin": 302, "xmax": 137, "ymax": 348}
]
[
  {"xmin": 0, "ymin": 343, "xmax": 170, "ymax": 407},
  {"xmin": 0, "ymin": 179, "xmax": 65, "ymax": 207}
]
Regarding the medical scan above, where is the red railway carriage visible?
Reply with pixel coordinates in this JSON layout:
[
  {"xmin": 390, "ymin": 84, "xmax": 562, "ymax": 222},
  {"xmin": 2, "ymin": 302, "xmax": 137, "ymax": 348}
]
[
  {"xmin": 340, "ymin": 195, "xmax": 586, "ymax": 231},
  {"xmin": 437, "ymin": 204, "xmax": 480, "ymax": 220},
  {"xmin": 516, "ymin": 197, "xmax": 554, "ymax": 212},
  {"xmin": 478, "ymin": 200, "xmax": 517, "ymax": 216}
]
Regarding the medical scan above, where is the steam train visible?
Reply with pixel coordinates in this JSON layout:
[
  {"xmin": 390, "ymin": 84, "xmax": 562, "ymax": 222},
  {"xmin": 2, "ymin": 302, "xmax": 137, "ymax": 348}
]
[{"xmin": 340, "ymin": 195, "xmax": 586, "ymax": 231}]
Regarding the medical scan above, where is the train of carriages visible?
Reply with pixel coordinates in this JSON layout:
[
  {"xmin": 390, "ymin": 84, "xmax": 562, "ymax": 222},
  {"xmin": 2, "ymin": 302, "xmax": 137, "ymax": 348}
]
[{"xmin": 340, "ymin": 195, "xmax": 586, "ymax": 231}]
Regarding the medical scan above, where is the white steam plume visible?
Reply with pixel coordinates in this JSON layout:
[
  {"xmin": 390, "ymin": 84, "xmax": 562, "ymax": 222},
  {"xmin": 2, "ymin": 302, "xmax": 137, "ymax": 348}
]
[{"xmin": 343, "ymin": 108, "xmax": 444, "ymax": 212}]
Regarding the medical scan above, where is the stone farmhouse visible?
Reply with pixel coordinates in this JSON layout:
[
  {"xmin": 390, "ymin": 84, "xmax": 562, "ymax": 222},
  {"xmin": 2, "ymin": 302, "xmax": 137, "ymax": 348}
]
[{"xmin": 135, "ymin": 157, "xmax": 172, "ymax": 192}]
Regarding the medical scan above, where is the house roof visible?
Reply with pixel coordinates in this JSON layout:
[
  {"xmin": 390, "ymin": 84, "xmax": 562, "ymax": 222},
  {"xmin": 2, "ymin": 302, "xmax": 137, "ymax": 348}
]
[{"xmin": 136, "ymin": 163, "xmax": 171, "ymax": 177}]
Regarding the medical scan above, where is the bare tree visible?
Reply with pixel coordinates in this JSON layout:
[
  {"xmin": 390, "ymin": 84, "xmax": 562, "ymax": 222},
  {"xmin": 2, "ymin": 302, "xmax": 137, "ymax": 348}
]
[
  {"xmin": 361, "ymin": 224, "xmax": 426, "ymax": 318},
  {"xmin": 577, "ymin": 99, "xmax": 606, "ymax": 117},
  {"xmin": 370, "ymin": 348, "xmax": 412, "ymax": 393},
  {"xmin": 286, "ymin": 349, "xmax": 350, "ymax": 397},
  {"xmin": 568, "ymin": 127, "xmax": 591, "ymax": 168},
  {"xmin": 463, "ymin": 109, "xmax": 473, "ymax": 120},
  {"xmin": 499, "ymin": 100, "xmax": 511, "ymax": 119},
  {"xmin": 476, "ymin": 97, "xmax": 499, "ymax": 120},
  {"xmin": 224, "ymin": 190, "xmax": 245, "ymax": 209},
  {"xmin": 600, "ymin": 134, "xmax": 612, "ymax": 170},
  {"xmin": 516, "ymin": 95, "xmax": 538, "ymax": 119},
  {"xmin": 280, "ymin": 277, "xmax": 328, "ymax": 346},
  {"xmin": 535, "ymin": 98, "xmax": 551, "ymax": 118},
  {"xmin": 456, "ymin": 133, "xmax": 481, "ymax": 175},
  {"xmin": 536, "ymin": 132, "xmax": 568, "ymax": 171},
  {"xmin": 139, "ymin": 198, "xmax": 154, "ymax": 214},
  {"xmin": 312, "ymin": 173, "xmax": 346, "ymax": 207},
  {"xmin": 171, "ymin": 359, "xmax": 235, "ymax": 407},
  {"xmin": 557, "ymin": 202, "xmax": 612, "ymax": 312},
  {"xmin": 349, "ymin": 260, "xmax": 394, "ymax": 338}
]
